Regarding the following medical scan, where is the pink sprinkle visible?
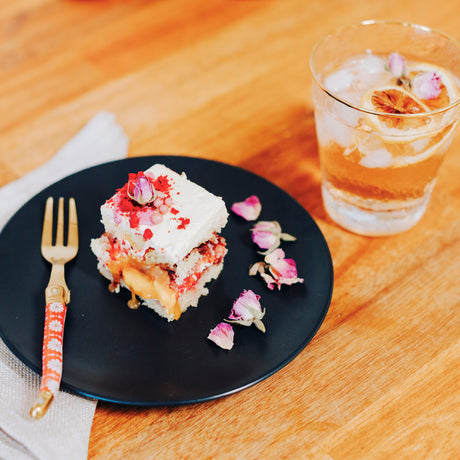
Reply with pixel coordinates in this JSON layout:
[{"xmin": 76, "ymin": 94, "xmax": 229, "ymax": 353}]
[
  {"xmin": 164, "ymin": 197, "xmax": 173, "ymax": 207},
  {"xmin": 153, "ymin": 198, "xmax": 163, "ymax": 208},
  {"xmin": 113, "ymin": 210, "xmax": 123, "ymax": 225},
  {"xmin": 151, "ymin": 213, "xmax": 163, "ymax": 225},
  {"xmin": 159, "ymin": 204, "xmax": 169, "ymax": 215}
]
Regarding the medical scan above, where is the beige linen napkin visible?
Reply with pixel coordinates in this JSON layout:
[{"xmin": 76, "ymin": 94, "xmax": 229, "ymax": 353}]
[{"xmin": 0, "ymin": 111, "xmax": 129, "ymax": 460}]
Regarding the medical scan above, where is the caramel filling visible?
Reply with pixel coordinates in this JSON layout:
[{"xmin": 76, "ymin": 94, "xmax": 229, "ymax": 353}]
[
  {"xmin": 123, "ymin": 266, "xmax": 182, "ymax": 319},
  {"xmin": 103, "ymin": 234, "xmax": 226, "ymax": 320},
  {"xmin": 107, "ymin": 258, "xmax": 182, "ymax": 320}
]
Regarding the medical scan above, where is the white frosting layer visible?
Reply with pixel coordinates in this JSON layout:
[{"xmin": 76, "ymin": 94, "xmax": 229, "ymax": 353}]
[{"xmin": 100, "ymin": 163, "xmax": 228, "ymax": 265}]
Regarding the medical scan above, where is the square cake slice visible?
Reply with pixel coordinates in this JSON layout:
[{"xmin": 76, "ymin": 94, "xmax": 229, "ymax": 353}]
[{"xmin": 91, "ymin": 163, "xmax": 228, "ymax": 321}]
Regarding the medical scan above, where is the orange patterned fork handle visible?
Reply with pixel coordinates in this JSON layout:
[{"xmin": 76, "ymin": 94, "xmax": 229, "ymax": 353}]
[{"xmin": 30, "ymin": 284, "xmax": 68, "ymax": 418}]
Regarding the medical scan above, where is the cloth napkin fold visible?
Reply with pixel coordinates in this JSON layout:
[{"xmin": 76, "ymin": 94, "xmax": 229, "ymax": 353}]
[{"xmin": 0, "ymin": 111, "xmax": 129, "ymax": 460}]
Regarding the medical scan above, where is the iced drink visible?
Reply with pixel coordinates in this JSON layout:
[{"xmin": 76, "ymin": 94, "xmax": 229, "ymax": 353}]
[{"xmin": 310, "ymin": 22, "xmax": 460, "ymax": 235}]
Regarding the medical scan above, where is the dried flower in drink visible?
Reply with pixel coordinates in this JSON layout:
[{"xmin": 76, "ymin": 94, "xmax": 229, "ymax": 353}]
[
  {"xmin": 412, "ymin": 71, "xmax": 442, "ymax": 100},
  {"xmin": 231, "ymin": 195, "xmax": 262, "ymax": 221},
  {"xmin": 387, "ymin": 52, "xmax": 408, "ymax": 79}
]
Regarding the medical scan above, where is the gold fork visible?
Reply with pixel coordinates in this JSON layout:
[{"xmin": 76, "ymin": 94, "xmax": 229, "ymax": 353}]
[{"xmin": 30, "ymin": 197, "xmax": 78, "ymax": 419}]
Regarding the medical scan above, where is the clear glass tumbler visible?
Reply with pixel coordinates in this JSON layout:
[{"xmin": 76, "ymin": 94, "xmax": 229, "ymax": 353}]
[{"xmin": 310, "ymin": 21, "xmax": 460, "ymax": 236}]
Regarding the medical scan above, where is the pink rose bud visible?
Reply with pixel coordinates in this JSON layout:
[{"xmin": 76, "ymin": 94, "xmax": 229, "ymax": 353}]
[
  {"xmin": 127, "ymin": 174, "xmax": 156, "ymax": 205},
  {"xmin": 251, "ymin": 221, "xmax": 280, "ymax": 250},
  {"xmin": 412, "ymin": 71, "xmax": 442, "ymax": 100},
  {"xmin": 388, "ymin": 52, "xmax": 408, "ymax": 78},
  {"xmin": 251, "ymin": 220, "xmax": 296, "ymax": 255},
  {"xmin": 231, "ymin": 195, "xmax": 262, "ymax": 221},
  {"xmin": 207, "ymin": 322, "xmax": 234, "ymax": 350},
  {"xmin": 227, "ymin": 290, "xmax": 266, "ymax": 332}
]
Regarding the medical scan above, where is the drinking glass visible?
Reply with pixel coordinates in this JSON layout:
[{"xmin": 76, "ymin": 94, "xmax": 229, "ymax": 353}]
[{"xmin": 310, "ymin": 21, "xmax": 460, "ymax": 235}]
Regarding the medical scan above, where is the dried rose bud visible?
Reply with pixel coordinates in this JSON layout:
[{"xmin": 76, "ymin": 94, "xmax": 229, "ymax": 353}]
[
  {"xmin": 226, "ymin": 289, "xmax": 266, "ymax": 332},
  {"xmin": 127, "ymin": 174, "xmax": 156, "ymax": 205},
  {"xmin": 231, "ymin": 195, "xmax": 262, "ymax": 221},
  {"xmin": 207, "ymin": 322, "xmax": 234, "ymax": 350},
  {"xmin": 251, "ymin": 220, "xmax": 296, "ymax": 255},
  {"xmin": 387, "ymin": 52, "xmax": 408, "ymax": 79},
  {"xmin": 412, "ymin": 71, "xmax": 442, "ymax": 100}
]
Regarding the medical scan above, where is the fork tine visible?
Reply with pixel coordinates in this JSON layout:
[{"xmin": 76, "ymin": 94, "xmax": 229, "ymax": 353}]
[
  {"xmin": 41, "ymin": 197, "xmax": 54, "ymax": 248},
  {"xmin": 67, "ymin": 197, "xmax": 78, "ymax": 248},
  {"xmin": 55, "ymin": 197, "xmax": 65, "ymax": 246}
]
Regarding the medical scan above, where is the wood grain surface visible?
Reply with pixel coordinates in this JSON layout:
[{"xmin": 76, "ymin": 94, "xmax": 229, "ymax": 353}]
[{"xmin": 1, "ymin": 0, "xmax": 459, "ymax": 458}]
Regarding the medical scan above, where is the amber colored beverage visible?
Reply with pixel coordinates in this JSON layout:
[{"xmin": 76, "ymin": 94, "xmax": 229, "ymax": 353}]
[{"xmin": 310, "ymin": 22, "xmax": 460, "ymax": 236}]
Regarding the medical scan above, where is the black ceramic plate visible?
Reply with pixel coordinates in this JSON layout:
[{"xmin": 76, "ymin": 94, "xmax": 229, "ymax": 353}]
[{"xmin": 0, "ymin": 156, "xmax": 333, "ymax": 406}]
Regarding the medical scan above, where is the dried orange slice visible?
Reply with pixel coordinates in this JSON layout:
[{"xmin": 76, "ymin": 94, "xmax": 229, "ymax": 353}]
[
  {"xmin": 408, "ymin": 63, "xmax": 459, "ymax": 111},
  {"xmin": 392, "ymin": 120, "xmax": 458, "ymax": 166},
  {"xmin": 361, "ymin": 85, "xmax": 430, "ymax": 140}
]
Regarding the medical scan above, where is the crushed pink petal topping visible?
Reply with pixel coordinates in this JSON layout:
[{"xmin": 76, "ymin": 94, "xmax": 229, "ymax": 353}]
[
  {"xmin": 250, "ymin": 248, "xmax": 304, "ymax": 290},
  {"xmin": 412, "ymin": 71, "xmax": 442, "ymax": 100},
  {"xmin": 113, "ymin": 210, "xmax": 123, "ymax": 225},
  {"xmin": 251, "ymin": 221, "xmax": 296, "ymax": 255},
  {"xmin": 387, "ymin": 52, "xmax": 408, "ymax": 79},
  {"xmin": 138, "ymin": 209, "xmax": 155, "ymax": 225},
  {"xmin": 227, "ymin": 289, "xmax": 266, "ymax": 332},
  {"xmin": 207, "ymin": 322, "xmax": 234, "ymax": 350},
  {"xmin": 231, "ymin": 195, "xmax": 262, "ymax": 221},
  {"xmin": 127, "ymin": 174, "xmax": 156, "ymax": 205}
]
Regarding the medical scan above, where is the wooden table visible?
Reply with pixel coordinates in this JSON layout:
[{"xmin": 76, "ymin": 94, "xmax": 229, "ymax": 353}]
[{"xmin": 1, "ymin": 0, "xmax": 459, "ymax": 458}]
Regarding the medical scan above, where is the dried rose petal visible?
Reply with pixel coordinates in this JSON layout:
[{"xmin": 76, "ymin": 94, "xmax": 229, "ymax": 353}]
[
  {"xmin": 387, "ymin": 52, "xmax": 408, "ymax": 79},
  {"xmin": 248, "ymin": 261, "xmax": 276, "ymax": 290},
  {"xmin": 249, "ymin": 248, "xmax": 303, "ymax": 290},
  {"xmin": 412, "ymin": 71, "xmax": 442, "ymax": 100},
  {"xmin": 127, "ymin": 174, "xmax": 156, "ymax": 205},
  {"xmin": 251, "ymin": 220, "xmax": 296, "ymax": 255},
  {"xmin": 249, "ymin": 261, "xmax": 265, "ymax": 277},
  {"xmin": 207, "ymin": 322, "xmax": 234, "ymax": 350},
  {"xmin": 266, "ymin": 248, "xmax": 303, "ymax": 286},
  {"xmin": 231, "ymin": 195, "xmax": 261, "ymax": 221},
  {"xmin": 227, "ymin": 289, "xmax": 266, "ymax": 332}
]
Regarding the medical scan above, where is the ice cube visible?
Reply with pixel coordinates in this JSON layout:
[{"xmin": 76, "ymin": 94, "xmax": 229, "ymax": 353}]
[
  {"xmin": 359, "ymin": 148, "xmax": 393, "ymax": 168},
  {"xmin": 334, "ymin": 99, "xmax": 361, "ymax": 127},
  {"xmin": 315, "ymin": 111, "xmax": 352, "ymax": 147},
  {"xmin": 350, "ymin": 54, "xmax": 391, "ymax": 93},
  {"xmin": 411, "ymin": 137, "xmax": 430, "ymax": 153},
  {"xmin": 324, "ymin": 69, "xmax": 354, "ymax": 94},
  {"xmin": 360, "ymin": 54, "xmax": 386, "ymax": 74}
]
